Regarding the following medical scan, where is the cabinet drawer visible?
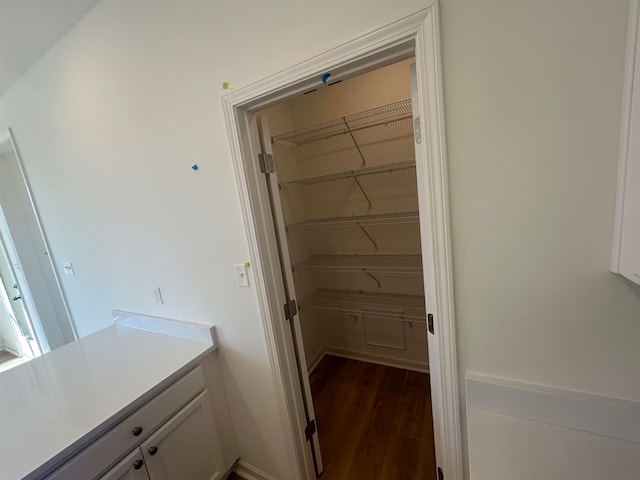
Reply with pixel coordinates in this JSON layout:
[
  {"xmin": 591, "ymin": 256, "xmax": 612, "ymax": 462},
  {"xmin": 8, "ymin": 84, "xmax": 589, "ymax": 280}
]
[{"xmin": 46, "ymin": 366, "xmax": 205, "ymax": 480}]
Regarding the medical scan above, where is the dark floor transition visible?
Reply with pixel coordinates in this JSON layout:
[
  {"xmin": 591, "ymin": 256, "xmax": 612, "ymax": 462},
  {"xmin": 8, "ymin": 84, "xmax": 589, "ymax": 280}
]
[{"xmin": 309, "ymin": 355, "xmax": 437, "ymax": 480}]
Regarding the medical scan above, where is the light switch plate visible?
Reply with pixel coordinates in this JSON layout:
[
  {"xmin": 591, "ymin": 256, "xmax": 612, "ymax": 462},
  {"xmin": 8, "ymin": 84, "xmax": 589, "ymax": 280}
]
[
  {"xmin": 235, "ymin": 264, "xmax": 250, "ymax": 287},
  {"xmin": 62, "ymin": 260, "xmax": 75, "ymax": 275}
]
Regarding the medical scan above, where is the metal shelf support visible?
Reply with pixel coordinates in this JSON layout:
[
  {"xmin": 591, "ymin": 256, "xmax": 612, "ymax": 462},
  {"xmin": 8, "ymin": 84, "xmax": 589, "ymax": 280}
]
[
  {"xmin": 352, "ymin": 176, "xmax": 372, "ymax": 211},
  {"xmin": 362, "ymin": 268, "xmax": 381, "ymax": 288},
  {"xmin": 343, "ymin": 117, "xmax": 367, "ymax": 167},
  {"xmin": 358, "ymin": 223, "xmax": 378, "ymax": 250}
]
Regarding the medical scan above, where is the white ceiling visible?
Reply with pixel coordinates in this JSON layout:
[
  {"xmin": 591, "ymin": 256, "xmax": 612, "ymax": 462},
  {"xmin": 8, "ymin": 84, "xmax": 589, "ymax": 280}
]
[{"xmin": 0, "ymin": 0, "xmax": 101, "ymax": 98}]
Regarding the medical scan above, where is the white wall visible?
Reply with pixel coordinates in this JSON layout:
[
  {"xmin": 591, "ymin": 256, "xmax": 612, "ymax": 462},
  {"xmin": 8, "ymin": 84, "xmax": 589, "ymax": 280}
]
[
  {"xmin": 441, "ymin": 0, "xmax": 640, "ymax": 478},
  {"xmin": 0, "ymin": 1, "xmax": 428, "ymax": 478},
  {"xmin": 1, "ymin": 0, "xmax": 639, "ymax": 479}
]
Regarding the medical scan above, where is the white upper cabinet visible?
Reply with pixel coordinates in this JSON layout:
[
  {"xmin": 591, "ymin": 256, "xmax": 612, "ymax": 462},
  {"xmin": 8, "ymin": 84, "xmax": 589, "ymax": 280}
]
[{"xmin": 613, "ymin": 0, "xmax": 640, "ymax": 285}]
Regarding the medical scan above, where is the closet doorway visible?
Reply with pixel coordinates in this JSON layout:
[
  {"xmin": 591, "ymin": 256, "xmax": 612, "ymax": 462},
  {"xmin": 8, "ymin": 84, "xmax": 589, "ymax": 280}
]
[
  {"xmin": 0, "ymin": 129, "xmax": 76, "ymax": 369},
  {"xmin": 223, "ymin": 8, "xmax": 462, "ymax": 480},
  {"xmin": 258, "ymin": 58, "xmax": 434, "ymax": 478}
]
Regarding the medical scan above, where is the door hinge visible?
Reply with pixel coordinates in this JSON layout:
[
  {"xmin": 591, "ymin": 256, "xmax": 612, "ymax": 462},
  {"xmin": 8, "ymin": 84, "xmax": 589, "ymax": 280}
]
[
  {"xmin": 284, "ymin": 299, "xmax": 297, "ymax": 320},
  {"xmin": 258, "ymin": 152, "xmax": 275, "ymax": 174},
  {"xmin": 428, "ymin": 313, "xmax": 435, "ymax": 334},
  {"xmin": 437, "ymin": 467, "xmax": 444, "ymax": 480},
  {"xmin": 305, "ymin": 419, "xmax": 316, "ymax": 441}
]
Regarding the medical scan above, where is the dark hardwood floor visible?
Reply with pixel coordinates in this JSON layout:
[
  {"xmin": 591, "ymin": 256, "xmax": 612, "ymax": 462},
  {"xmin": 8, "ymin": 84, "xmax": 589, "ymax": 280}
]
[{"xmin": 310, "ymin": 355, "xmax": 436, "ymax": 480}]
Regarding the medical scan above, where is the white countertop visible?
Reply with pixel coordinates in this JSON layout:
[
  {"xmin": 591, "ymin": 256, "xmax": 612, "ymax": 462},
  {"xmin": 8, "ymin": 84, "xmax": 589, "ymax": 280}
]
[{"xmin": 0, "ymin": 313, "xmax": 216, "ymax": 480}]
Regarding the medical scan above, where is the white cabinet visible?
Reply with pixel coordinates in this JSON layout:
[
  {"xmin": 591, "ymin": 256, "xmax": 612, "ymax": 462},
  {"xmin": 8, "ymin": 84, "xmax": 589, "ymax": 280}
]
[
  {"xmin": 100, "ymin": 390, "xmax": 224, "ymax": 480},
  {"xmin": 47, "ymin": 356, "xmax": 237, "ymax": 480},
  {"xmin": 100, "ymin": 450, "xmax": 148, "ymax": 480},
  {"xmin": 613, "ymin": 0, "xmax": 640, "ymax": 285},
  {"xmin": 140, "ymin": 390, "xmax": 223, "ymax": 480}
]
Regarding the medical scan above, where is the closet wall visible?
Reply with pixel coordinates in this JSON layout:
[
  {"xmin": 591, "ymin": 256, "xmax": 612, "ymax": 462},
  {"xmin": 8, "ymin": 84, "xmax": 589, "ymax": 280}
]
[{"xmin": 262, "ymin": 59, "xmax": 429, "ymax": 372}]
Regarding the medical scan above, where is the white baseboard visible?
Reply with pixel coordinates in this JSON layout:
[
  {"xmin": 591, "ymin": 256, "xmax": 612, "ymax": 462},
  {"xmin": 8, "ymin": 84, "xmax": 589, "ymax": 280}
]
[
  {"xmin": 233, "ymin": 460, "xmax": 279, "ymax": 480},
  {"xmin": 307, "ymin": 349, "xmax": 326, "ymax": 374},
  {"xmin": 309, "ymin": 346, "xmax": 429, "ymax": 373}
]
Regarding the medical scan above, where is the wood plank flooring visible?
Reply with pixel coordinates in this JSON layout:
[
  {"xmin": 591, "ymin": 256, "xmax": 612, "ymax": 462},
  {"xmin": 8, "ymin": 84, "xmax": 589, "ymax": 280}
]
[
  {"xmin": 310, "ymin": 355, "xmax": 436, "ymax": 480},
  {"xmin": 0, "ymin": 349, "xmax": 18, "ymax": 364}
]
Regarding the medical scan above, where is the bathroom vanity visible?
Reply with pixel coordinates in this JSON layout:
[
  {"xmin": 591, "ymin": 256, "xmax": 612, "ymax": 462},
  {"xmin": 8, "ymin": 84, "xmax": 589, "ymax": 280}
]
[{"xmin": 0, "ymin": 312, "xmax": 239, "ymax": 480}]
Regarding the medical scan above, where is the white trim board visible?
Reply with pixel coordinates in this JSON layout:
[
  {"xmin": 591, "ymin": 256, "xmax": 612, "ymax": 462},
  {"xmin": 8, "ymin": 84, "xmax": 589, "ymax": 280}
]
[
  {"xmin": 233, "ymin": 460, "xmax": 279, "ymax": 480},
  {"xmin": 466, "ymin": 373, "xmax": 640, "ymax": 444},
  {"xmin": 222, "ymin": 5, "xmax": 462, "ymax": 480},
  {"xmin": 0, "ymin": 127, "xmax": 77, "ymax": 351},
  {"xmin": 308, "ymin": 347, "xmax": 429, "ymax": 375},
  {"xmin": 612, "ymin": 0, "xmax": 639, "ymax": 273},
  {"xmin": 113, "ymin": 310, "xmax": 217, "ymax": 346}
]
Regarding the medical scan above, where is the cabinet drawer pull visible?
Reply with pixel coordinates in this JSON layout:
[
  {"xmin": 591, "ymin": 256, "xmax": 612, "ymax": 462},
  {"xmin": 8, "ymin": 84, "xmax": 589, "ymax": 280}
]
[
  {"xmin": 148, "ymin": 446, "xmax": 158, "ymax": 456},
  {"xmin": 133, "ymin": 459, "xmax": 144, "ymax": 470},
  {"xmin": 132, "ymin": 426, "xmax": 143, "ymax": 436}
]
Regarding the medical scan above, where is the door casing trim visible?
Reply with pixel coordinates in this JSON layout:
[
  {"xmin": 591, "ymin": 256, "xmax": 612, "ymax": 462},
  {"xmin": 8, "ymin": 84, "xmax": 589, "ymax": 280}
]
[{"xmin": 222, "ymin": 5, "xmax": 463, "ymax": 479}]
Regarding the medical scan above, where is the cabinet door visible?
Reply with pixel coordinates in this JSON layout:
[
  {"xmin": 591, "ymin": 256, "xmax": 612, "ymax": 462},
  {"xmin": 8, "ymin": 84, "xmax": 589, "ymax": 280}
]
[
  {"xmin": 257, "ymin": 116, "xmax": 323, "ymax": 475},
  {"xmin": 99, "ymin": 449, "xmax": 149, "ymax": 480},
  {"xmin": 140, "ymin": 390, "xmax": 223, "ymax": 480}
]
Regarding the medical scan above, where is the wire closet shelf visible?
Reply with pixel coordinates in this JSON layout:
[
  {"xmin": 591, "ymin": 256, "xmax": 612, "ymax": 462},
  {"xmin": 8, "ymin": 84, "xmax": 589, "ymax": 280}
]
[
  {"xmin": 278, "ymin": 160, "xmax": 416, "ymax": 188},
  {"xmin": 300, "ymin": 289, "xmax": 427, "ymax": 324},
  {"xmin": 295, "ymin": 254, "xmax": 423, "ymax": 276},
  {"xmin": 287, "ymin": 211, "xmax": 420, "ymax": 230},
  {"xmin": 272, "ymin": 98, "xmax": 413, "ymax": 147}
]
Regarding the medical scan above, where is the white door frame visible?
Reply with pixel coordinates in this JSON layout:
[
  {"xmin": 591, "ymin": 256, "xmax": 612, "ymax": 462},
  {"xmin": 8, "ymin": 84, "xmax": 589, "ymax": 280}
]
[
  {"xmin": 222, "ymin": 5, "xmax": 463, "ymax": 480},
  {"xmin": 0, "ymin": 128, "xmax": 77, "ymax": 353}
]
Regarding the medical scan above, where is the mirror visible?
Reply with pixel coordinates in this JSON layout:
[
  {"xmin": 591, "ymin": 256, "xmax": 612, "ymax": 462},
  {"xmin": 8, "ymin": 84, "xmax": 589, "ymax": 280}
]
[{"xmin": 0, "ymin": 128, "xmax": 76, "ymax": 368}]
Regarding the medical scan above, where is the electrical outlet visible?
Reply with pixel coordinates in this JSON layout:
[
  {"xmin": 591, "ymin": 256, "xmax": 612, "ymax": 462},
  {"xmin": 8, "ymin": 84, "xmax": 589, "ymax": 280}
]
[{"xmin": 62, "ymin": 260, "xmax": 75, "ymax": 275}]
